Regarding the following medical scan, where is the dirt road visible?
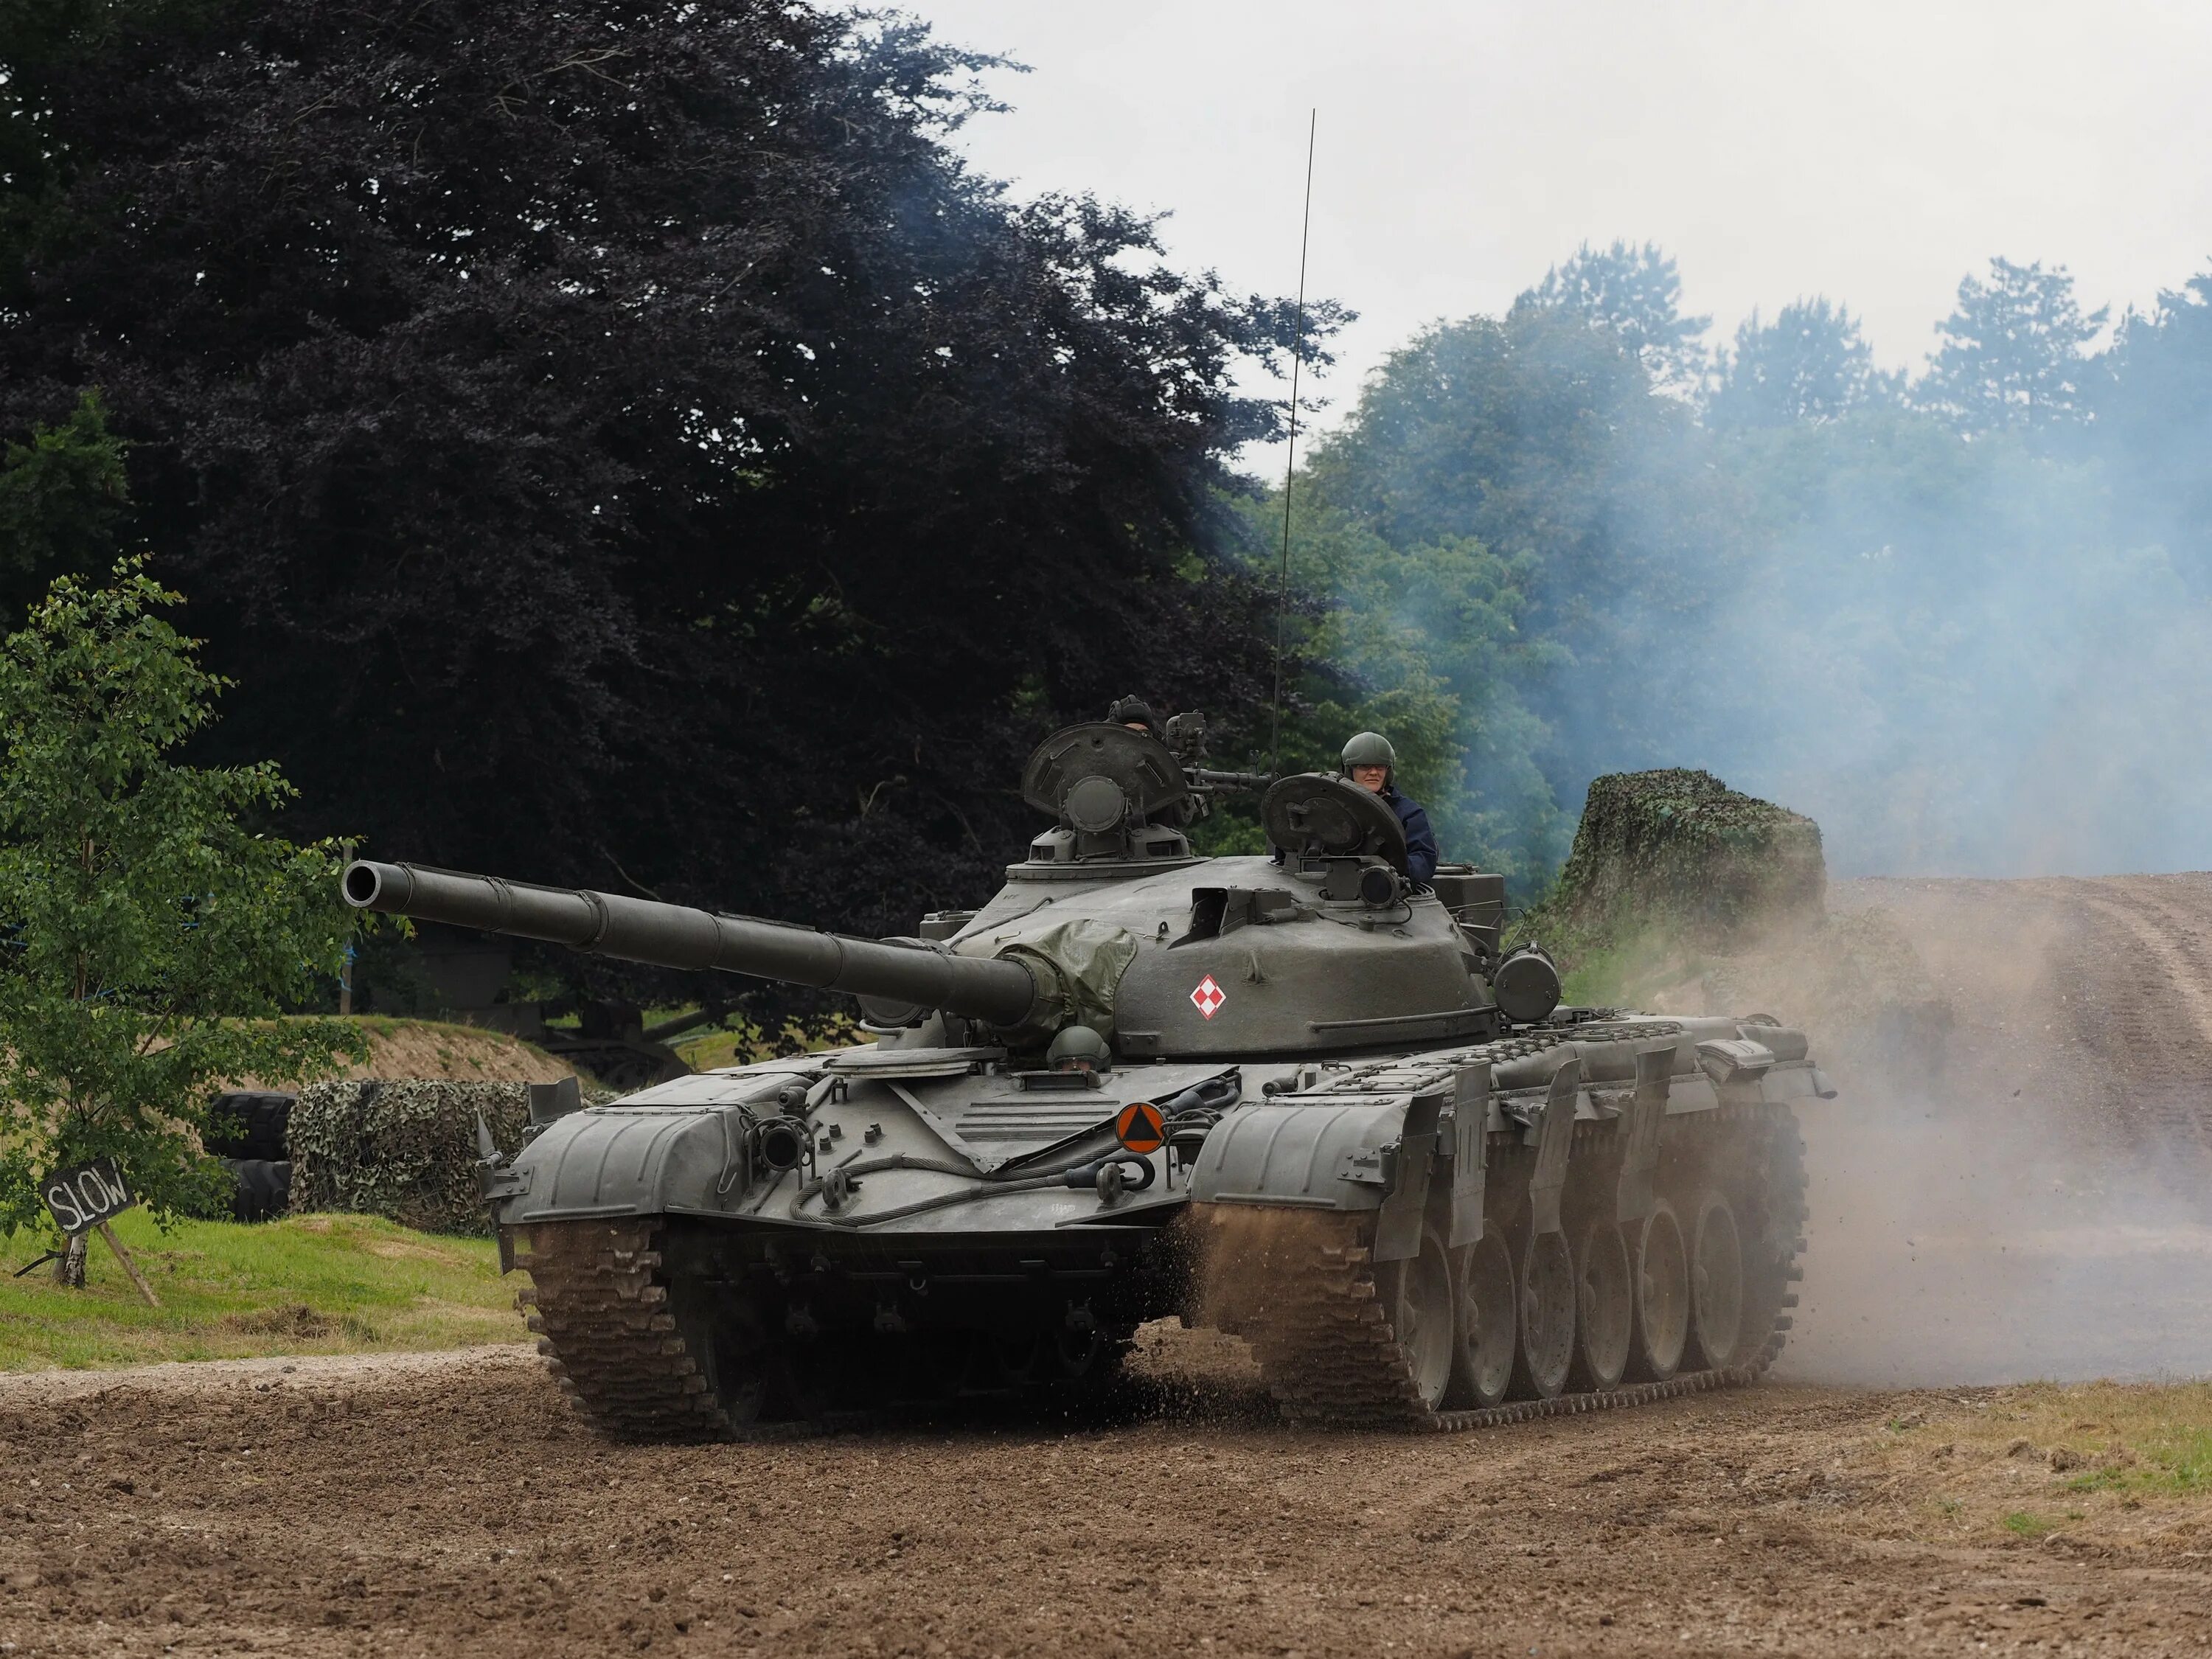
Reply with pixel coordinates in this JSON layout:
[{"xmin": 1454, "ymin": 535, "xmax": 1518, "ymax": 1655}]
[
  {"xmin": 4, "ymin": 872, "xmax": 2212, "ymax": 1658},
  {"xmin": 1, "ymin": 1343, "xmax": 2208, "ymax": 1659},
  {"xmin": 1841, "ymin": 870, "xmax": 2212, "ymax": 1157},
  {"xmin": 1777, "ymin": 873, "xmax": 2212, "ymax": 1387}
]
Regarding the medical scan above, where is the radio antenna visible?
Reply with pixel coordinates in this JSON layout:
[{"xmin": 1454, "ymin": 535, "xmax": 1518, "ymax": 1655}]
[{"xmin": 1269, "ymin": 108, "xmax": 1317, "ymax": 779}]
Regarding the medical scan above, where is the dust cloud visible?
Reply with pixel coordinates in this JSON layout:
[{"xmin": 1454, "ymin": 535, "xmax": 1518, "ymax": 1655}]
[{"xmin": 1700, "ymin": 876, "xmax": 2212, "ymax": 1386}]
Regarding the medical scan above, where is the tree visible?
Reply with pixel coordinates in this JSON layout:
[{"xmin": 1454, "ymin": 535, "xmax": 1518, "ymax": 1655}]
[
  {"xmin": 0, "ymin": 390, "xmax": 130, "ymax": 620},
  {"xmin": 1515, "ymin": 240, "xmax": 1711, "ymax": 392},
  {"xmin": 1279, "ymin": 300, "xmax": 1745, "ymax": 882},
  {"xmin": 1708, "ymin": 298, "xmax": 1891, "ymax": 429},
  {"xmin": 1208, "ymin": 489, "xmax": 1558, "ymax": 883},
  {"xmin": 1917, "ymin": 257, "xmax": 2108, "ymax": 434},
  {"xmin": 0, "ymin": 561, "xmax": 364, "ymax": 1270},
  {"xmin": 0, "ymin": 1, "xmax": 1329, "ymax": 1017},
  {"xmin": 2095, "ymin": 268, "xmax": 2212, "ymax": 586}
]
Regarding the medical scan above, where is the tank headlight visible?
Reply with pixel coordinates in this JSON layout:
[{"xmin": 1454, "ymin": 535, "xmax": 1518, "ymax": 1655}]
[{"xmin": 757, "ymin": 1120, "xmax": 808, "ymax": 1171}]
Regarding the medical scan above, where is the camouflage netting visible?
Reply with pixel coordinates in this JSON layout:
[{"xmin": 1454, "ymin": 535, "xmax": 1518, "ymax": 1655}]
[
  {"xmin": 1553, "ymin": 769, "xmax": 1826, "ymax": 946},
  {"xmin": 288, "ymin": 1079, "xmax": 530, "ymax": 1236}
]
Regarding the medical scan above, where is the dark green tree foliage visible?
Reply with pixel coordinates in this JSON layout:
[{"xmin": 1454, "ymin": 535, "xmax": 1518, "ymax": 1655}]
[
  {"xmin": 0, "ymin": 561, "xmax": 364, "ymax": 1233},
  {"xmin": 0, "ymin": 1, "xmax": 1324, "ymax": 1006},
  {"xmin": 0, "ymin": 391, "xmax": 129, "ymax": 616},
  {"xmin": 1515, "ymin": 240, "xmax": 1711, "ymax": 392},
  {"xmin": 1917, "ymin": 257, "xmax": 2107, "ymax": 434},
  {"xmin": 1708, "ymin": 299, "xmax": 1890, "ymax": 430},
  {"xmin": 1256, "ymin": 241, "xmax": 2212, "ymax": 885}
]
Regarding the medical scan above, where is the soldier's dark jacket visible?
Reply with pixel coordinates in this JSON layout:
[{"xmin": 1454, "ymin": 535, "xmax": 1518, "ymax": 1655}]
[{"xmin": 1383, "ymin": 787, "xmax": 1439, "ymax": 883}]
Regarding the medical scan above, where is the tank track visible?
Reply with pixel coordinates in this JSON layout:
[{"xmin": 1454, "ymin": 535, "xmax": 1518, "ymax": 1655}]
[
  {"xmin": 515, "ymin": 1220, "xmax": 1127, "ymax": 1444},
  {"xmin": 1228, "ymin": 1228, "xmax": 1775, "ymax": 1432},
  {"xmin": 513, "ymin": 1220, "xmax": 738, "ymax": 1443},
  {"xmin": 1228, "ymin": 1101, "xmax": 1805, "ymax": 1430}
]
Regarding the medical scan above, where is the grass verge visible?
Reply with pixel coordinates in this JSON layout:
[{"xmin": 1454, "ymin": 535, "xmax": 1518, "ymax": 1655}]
[
  {"xmin": 1868, "ymin": 1381, "xmax": 2212, "ymax": 1553},
  {"xmin": 0, "ymin": 1210, "xmax": 523, "ymax": 1370}
]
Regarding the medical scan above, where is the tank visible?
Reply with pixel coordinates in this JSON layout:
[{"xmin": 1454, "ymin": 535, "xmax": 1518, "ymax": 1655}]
[{"xmin": 341, "ymin": 719, "xmax": 1827, "ymax": 1438}]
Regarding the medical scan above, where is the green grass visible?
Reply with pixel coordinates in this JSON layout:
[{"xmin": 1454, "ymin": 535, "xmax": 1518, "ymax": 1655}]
[
  {"xmin": 2065, "ymin": 1425, "xmax": 2212, "ymax": 1498},
  {"xmin": 1874, "ymin": 1382, "xmax": 2212, "ymax": 1548},
  {"xmin": 0, "ymin": 1210, "xmax": 524, "ymax": 1370}
]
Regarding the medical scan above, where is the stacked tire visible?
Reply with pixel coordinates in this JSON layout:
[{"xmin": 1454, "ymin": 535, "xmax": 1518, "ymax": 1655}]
[{"xmin": 204, "ymin": 1091, "xmax": 296, "ymax": 1222}]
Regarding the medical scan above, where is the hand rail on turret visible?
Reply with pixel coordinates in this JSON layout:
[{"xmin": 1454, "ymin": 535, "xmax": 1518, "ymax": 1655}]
[{"xmin": 341, "ymin": 861, "xmax": 1043, "ymax": 1029}]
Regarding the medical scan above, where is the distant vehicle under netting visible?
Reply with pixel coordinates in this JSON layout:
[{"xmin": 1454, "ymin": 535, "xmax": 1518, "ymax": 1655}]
[{"xmin": 344, "ymin": 716, "xmax": 1825, "ymax": 1437}]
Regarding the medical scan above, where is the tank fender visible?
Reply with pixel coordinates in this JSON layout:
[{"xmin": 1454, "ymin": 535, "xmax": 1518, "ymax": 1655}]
[
  {"xmin": 1614, "ymin": 1045, "xmax": 1673, "ymax": 1225},
  {"xmin": 1494, "ymin": 1040, "xmax": 1652, "ymax": 1091},
  {"xmin": 498, "ymin": 1071, "xmax": 816, "ymax": 1224},
  {"xmin": 1186, "ymin": 1062, "xmax": 1492, "ymax": 1262},
  {"xmin": 1445, "ymin": 1061, "xmax": 1492, "ymax": 1249},
  {"xmin": 1526, "ymin": 1058, "xmax": 1581, "ymax": 1238},
  {"xmin": 1369, "ymin": 1090, "xmax": 1442, "ymax": 1265},
  {"xmin": 1189, "ymin": 1099, "xmax": 1412, "ymax": 1215}
]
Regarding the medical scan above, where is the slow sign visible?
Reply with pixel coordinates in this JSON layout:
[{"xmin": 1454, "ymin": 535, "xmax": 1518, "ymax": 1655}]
[
  {"xmin": 41, "ymin": 1158, "xmax": 136, "ymax": 1237},
  {"xmin": 36, "ymin": 1158, "xmax": 159, "ymax": 1307}
]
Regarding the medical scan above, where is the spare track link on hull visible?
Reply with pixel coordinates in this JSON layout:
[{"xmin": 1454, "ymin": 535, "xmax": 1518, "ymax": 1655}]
[
  {"xmin": 1230, "ymin": 1101, "xmax": 1806, "ymax": 1431},
  {"xmin": 514, "ymin": 1220, "xmax": 736, "ymax": 1443}
]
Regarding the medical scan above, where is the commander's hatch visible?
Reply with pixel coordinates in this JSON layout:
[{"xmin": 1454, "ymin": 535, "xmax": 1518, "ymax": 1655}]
[
  {"xmin": 1019, "ymin": 723, "xmax": 1194, "ymax": 866},
  {"xmin": 1261, "ymin": 773, "xmax": 1410, "ymax": 877}
]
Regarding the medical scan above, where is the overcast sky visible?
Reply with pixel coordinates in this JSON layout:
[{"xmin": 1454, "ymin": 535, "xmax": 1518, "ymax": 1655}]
[{"xmin": 904, "ymin": 0, "xmax": 2212, "ymax": 459}]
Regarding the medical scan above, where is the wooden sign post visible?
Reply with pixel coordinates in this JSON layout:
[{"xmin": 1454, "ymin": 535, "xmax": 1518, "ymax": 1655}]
[{"xmin": 38, "ymin": 1159, "xmax": 159, "ymax": 1307}]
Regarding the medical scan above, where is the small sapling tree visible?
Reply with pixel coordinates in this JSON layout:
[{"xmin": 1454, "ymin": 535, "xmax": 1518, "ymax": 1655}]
[{"xmin": 0, "ymin": 560, "xmax": 365, "ymax": 1282}]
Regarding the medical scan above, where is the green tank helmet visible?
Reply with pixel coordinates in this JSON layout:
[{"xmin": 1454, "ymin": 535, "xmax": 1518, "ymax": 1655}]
[
  {"xmin": 1340, "ymin": 731, "xmax": 1397, "ymax": 773},
  {"xmin": 1045, "ymin": 1023, "xmax": 1113, "ymax": 1074}
]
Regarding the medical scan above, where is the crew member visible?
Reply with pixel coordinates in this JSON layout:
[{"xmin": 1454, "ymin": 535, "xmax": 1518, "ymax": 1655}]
[
  {"xmin": 1340, "ymin": 731, "xmax": 1439, "ymax": 883},
  {"xmin": 1046, "ymin": 1025, "xmax": 1113, "ymax": 1075},
  {"xmin": 1107, "ymin": 695, "xmax": 1163, "ymax": 742}
]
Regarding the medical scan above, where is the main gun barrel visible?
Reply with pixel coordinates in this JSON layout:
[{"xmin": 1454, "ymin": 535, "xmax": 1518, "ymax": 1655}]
[{"xmin": 341, "ymin": 861, "xmax": 1041, "ymax": 1028}]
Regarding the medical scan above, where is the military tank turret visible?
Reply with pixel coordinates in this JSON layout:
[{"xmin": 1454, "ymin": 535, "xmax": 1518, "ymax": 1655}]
[{"xmin": 342, "ymin": 719, "xmax": 1825, "ymax": 1439}]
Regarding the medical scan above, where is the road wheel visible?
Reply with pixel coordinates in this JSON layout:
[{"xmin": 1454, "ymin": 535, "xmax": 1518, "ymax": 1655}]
[
  {"xmin": 1447, "ymin": 1220, "xmax": 1517, "ymax": 1409},
  {"xmin": 1627, "ymin": 1199, "xmax": 1691, "ymax": 1381},
  {"xmin": 1512, "ymin": 1229, "xmax": 1576, "ymax": 1399},
  {"xmin": 1380, "ymin": 1226, "xmax": 1455, "ymax": 1409},
  {"xmin": 699, "ymin": 1332, "xmax": 769, "ymax": 1425},
  {"xmin": 1569, "ymin": 1217, "xmax": 1633, "ymax": 1391},
  {"xmin": 1690, "ymin": 1189, "xmax": 1747, "ymax": 1369}
]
